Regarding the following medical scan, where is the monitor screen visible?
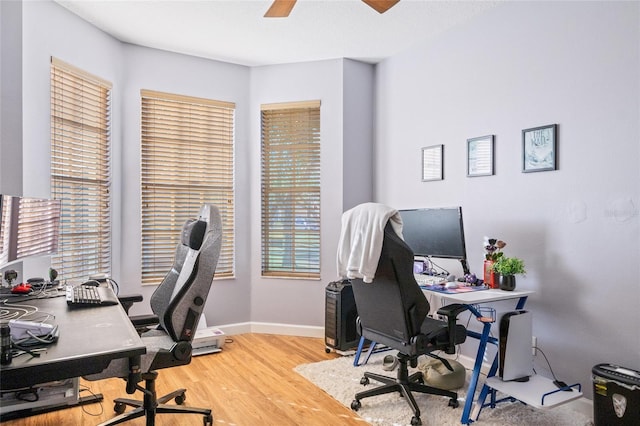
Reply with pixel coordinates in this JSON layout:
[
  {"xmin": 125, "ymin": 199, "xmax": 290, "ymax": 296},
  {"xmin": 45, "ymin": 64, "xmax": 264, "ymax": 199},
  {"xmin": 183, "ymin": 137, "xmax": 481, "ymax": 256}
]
[
  {"xmin": 0, "ymin": 194, "xmax": 61, "ymax": 269},
  {"xmin": 398, "ymin": 207, "xmax": 469, "ymax": 274}
]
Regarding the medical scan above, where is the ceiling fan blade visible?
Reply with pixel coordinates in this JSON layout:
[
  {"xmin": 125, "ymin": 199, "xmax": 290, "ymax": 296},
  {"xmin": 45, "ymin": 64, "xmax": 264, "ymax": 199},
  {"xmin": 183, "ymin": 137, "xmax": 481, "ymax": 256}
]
[
  {"xmin": 264, "ymin": 0, "xmax": 297, "ymax": 18},
  {"xmin": 362, "ymin": 0, "xmax": 400, "ymax": 14}
]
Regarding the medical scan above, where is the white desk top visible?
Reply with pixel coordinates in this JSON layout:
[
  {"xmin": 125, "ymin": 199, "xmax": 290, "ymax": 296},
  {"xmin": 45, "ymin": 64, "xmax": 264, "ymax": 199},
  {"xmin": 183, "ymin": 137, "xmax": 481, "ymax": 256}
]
[{"xmin": 423, "ymin": 288, "xmax": 534, "ymax": 304}]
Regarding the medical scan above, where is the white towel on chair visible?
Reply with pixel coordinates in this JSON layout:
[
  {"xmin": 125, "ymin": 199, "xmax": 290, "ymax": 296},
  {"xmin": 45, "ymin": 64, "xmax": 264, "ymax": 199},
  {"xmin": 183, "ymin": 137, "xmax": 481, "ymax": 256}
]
[{"xmin": 337, "ymin": 202, "xmax": 403, "ymax": 283}]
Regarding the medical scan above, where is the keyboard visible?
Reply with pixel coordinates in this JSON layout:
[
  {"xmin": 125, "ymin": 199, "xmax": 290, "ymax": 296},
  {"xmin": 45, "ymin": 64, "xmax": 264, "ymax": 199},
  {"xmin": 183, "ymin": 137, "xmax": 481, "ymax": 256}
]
[
  {"xmin": 66, "ymin": 285, "xmax": 119, "ymax": 307},
  {"xmin": 414, "ymin": 274, "xmax": 446, "ymax": 287}
]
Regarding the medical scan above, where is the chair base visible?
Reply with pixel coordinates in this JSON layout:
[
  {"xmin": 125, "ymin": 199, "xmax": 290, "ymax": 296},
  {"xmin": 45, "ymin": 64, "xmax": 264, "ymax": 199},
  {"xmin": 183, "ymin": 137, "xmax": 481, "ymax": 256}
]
[
  {"xmin": 98, "ymin": 372, "xmax": 213, "ymax": 426},
  {"xmin": 351, "ymin": 355, "xmax": 459, "ymax": 426}
]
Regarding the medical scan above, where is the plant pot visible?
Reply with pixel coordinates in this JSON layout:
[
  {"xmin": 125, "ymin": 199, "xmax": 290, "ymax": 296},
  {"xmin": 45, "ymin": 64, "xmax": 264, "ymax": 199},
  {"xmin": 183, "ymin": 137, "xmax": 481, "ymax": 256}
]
[{"xmin": 498, "ymin": 274, "xmax": 516, "ymax": 291}]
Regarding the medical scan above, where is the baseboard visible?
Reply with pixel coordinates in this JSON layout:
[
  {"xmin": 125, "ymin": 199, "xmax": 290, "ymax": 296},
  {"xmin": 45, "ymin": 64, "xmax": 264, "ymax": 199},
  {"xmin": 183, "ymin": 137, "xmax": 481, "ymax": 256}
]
[{"xmin": 214, "ymin": 321, "xmax": 324, "ymax": 338}]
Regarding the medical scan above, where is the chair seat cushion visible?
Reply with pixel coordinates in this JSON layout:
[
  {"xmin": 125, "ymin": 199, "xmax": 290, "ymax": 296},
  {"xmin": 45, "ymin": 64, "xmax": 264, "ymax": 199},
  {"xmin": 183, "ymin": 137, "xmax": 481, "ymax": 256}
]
[
  {"xmin": 420, "ymin": 317, "xmax": 467, "ymax": 349},
  {"xmin": 420, "ymin": 317, "xmax": 448, "ymax": 337}
]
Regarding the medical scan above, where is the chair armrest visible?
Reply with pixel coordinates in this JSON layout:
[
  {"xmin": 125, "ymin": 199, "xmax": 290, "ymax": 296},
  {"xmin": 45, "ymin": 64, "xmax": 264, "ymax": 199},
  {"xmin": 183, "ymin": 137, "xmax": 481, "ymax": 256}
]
[
  {"xmin": 436, "ymin": 303, "xmax": 469, "ymax": 354},
  {"xmin": 118, "ymin": 293, "xmax": 144, "ymax": 315},
  {"xmin": 130, "ymin": 314, "xmax": 160, "ymax": 329}
]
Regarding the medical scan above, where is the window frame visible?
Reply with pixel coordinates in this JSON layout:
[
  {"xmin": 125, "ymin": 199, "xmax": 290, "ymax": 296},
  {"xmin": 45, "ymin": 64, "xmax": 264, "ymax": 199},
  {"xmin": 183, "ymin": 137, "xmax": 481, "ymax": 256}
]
[
  {"xmin": 260, "ymin": 100, "xmax": 321, "ymax": 280},
  {"xmin": 140, "ymin": 89, "xmax": 236, "ymax": 285},
  {"xmin": 50, "ymin": 57, "xmax": 112, "ymax": 281}
]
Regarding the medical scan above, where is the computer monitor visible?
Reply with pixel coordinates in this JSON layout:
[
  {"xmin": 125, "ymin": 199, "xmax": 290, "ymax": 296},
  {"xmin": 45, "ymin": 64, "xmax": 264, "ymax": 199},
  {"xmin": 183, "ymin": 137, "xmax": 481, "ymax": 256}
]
[
  {"xmin": 0, "ymin": 194, "xmax": 61, "ymax": 269},
  {"xmin": 398, "ymin": 206, "xmax": 469, "ymax": 275}
]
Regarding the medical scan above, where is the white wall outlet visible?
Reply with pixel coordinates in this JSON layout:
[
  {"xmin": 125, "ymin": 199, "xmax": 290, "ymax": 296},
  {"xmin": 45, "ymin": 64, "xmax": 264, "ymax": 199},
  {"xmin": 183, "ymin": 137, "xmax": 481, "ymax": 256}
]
[{"xmin": 532, "ymin": 335, "xmax": 537, "ymax": 356}]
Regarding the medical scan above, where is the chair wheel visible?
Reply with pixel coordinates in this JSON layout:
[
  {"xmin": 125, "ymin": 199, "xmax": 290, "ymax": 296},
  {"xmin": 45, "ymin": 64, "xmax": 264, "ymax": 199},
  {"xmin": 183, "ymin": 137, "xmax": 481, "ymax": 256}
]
[
  {"xmin": 114, "ymin": 402, "xmax": 126, "ymax": 414},
  {"xmin": 325, "ymin": 348, "xmax": 331, "ymax": 353},
  {"xmin": 351, "ymin": 399, "xmax": 361, "ymax": 411},
  {"xmin": 448, "ymin": 398, "xmax": 459, "ymax": 408},
  {"xmin": 411, "ymin": 416, "xmax": 422, "ymax": 425},
  {"xmin": 203, "ymin": 414, "xmax": 213, "ymax": 426},
  {"xmin": 360, "ymin": 376, "xmax": 369, "ymax": 385},
  {"xmin": 175, "ymin": 392, "xmax": 186, "ymax": 405}
]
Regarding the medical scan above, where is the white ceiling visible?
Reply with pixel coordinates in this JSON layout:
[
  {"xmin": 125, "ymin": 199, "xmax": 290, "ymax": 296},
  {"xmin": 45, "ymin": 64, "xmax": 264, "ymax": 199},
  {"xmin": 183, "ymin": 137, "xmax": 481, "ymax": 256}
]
[{"xmin": 54, "ymin": 0, "xmax": 501, "ymax": 67}]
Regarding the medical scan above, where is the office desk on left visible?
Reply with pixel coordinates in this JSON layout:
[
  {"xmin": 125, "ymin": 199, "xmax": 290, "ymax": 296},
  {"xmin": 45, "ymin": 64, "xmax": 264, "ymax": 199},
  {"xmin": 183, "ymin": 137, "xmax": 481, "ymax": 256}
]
[{"xmin": 0, "ymin": 294, "xmax": 146, "ymax": 415}]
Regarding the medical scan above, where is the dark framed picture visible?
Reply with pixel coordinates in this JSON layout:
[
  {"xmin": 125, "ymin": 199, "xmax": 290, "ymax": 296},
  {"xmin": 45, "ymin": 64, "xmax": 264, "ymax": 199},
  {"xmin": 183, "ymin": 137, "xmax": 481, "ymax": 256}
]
[
  {"xmin": 522, "ymin": 124, "xmax": 557, "ymax": 172},
  {"xmin": 422, "ymin": 144, "xmax": 443, "ymax": 181},
  {"xmin": 467, "ymin": 135, "xmax": 494, "ymax": 177}
]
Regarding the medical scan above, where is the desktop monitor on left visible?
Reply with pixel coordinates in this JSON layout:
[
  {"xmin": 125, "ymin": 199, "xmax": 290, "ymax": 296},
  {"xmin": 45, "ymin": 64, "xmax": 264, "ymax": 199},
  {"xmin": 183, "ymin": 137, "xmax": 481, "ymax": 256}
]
[{"xmin": 0, "ymin": 194, "xmax": 61, "ymax": 270}]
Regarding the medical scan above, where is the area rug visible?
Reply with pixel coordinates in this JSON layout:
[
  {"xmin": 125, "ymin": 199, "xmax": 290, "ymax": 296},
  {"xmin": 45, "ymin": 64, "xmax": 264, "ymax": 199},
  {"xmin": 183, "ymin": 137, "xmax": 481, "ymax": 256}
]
[{"xmin": 294, "ymin": 353, "xmax": 593, "ymax": 426}]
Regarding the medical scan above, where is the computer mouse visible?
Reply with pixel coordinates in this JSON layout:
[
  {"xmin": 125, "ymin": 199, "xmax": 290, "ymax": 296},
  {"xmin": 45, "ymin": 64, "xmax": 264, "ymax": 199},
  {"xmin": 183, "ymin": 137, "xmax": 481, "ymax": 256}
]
[
  {"xmin": 444, "ymin": 282, "xmax": 458, "ymax": 289},
  {"xmin": 11, "ymin": 284, "xmax": 32, "ymax": 294}
]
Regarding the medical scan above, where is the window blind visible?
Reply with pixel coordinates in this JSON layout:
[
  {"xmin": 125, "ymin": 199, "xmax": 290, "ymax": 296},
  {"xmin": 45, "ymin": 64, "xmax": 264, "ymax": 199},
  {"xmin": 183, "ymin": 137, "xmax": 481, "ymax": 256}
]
[
  {"xmin": 261, "ymin": 100, "xmax": 321, "ymax": 279},
  {"xmin": 15, "ymin": 197, "xmax": 61, "ymax": 261},
  {"xmin": 50, "ymin": 58, "xmax": 112, "ymax": 281},
  {"xmin": 141, "ymin": 90, "xmax": 235, "ymax": 285}
]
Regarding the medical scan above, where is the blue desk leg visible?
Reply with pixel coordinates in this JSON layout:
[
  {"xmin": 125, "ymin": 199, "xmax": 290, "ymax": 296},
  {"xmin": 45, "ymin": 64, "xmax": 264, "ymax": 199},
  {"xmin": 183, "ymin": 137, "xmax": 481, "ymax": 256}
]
[
  {"xmin": 461, "ymin": 321, "xmax": 492, "ymax": 425},
  {"xmin": 353, "ymin": 336, "xmax": 378, "ymax": 367},
  {"xmin": 515, "ymin": 296, "xmax": 528, "ymax": 310},
  {"xmin": 473, "ymin": 356, "xmax": 499, "ymax": 421}
]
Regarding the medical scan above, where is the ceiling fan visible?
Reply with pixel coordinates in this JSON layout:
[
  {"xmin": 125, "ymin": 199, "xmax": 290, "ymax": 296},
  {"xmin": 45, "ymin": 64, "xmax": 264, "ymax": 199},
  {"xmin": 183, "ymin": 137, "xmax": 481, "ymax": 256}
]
[{"xmin": 264, "ymin": 0, "xmax": 400, "ymax": 18}]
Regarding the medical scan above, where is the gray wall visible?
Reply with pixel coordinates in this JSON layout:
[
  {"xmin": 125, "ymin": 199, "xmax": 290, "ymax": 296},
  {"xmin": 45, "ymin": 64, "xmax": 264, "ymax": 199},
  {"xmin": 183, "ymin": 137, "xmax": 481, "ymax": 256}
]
[
  {"xmin": 0, "ymin": 0, "xmax": 23, "ymax": 196},
  {"xmin": 118, "ymin": 44, "xmax": 252, "ymax": 326},
  {"xmin": 11, "ymin": 0, "xmax": 375, "ymax": 332},
  {"xmin": 374, "ymin": 1, "xmax": 640, "ymax": 397},
  {"xmin": 248, "ymin": 59, "xmax": 375, "ymax": 328}
]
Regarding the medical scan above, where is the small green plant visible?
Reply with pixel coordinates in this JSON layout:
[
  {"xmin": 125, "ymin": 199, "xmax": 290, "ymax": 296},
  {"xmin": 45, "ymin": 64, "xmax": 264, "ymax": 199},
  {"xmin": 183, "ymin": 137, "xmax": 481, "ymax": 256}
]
[{"xmin": 490, "ymin": 256, "xmax": 526, "ymax": 276}]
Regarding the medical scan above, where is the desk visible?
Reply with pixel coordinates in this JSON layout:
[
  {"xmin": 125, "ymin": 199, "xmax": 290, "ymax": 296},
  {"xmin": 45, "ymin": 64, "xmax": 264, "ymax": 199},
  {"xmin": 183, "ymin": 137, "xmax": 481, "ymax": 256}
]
[
  {"xmin": 0, "ymin": 293, "xmax": 145, "ymax": 398},
  {"xmin": 423, "ymin": 287, "xmax": 534, "ymax": 424}
]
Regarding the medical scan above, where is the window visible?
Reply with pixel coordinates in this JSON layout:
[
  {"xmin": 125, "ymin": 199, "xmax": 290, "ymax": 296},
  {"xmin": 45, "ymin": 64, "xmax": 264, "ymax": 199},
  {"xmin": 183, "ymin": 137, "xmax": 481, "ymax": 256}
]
[
  {"xmin": 141, "ymin": 90, "xmax": 235, "ymax": 285},
  {"xmin": 261, "ymin": 101, "xmax": 321, "ymax": 279},
  {"xmin": 0, "ymin": 195, "xmax": 61, "ymax": 267},
  {"xmin": 50, "ymin": 58, "xmax": 112, "ymax": 281}
]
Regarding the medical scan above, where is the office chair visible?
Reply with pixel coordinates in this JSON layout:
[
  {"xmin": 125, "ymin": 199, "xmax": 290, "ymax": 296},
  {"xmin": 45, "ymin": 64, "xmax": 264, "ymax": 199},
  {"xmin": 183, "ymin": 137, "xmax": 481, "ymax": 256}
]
[
  {"xmin": 85, "ymin": 204, "xmax": 222, "ymax": 426},
  {"xmin": 344, "ymin": 215, "xmax": 468, "ymax": 426}
]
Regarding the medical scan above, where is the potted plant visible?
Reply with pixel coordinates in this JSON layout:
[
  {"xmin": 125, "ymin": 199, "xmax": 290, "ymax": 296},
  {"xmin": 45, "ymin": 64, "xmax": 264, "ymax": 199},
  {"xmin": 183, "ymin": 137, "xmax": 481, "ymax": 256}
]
[{"xmin": 490, "ymin": 256, "xmax": 526, "ymax": 291}]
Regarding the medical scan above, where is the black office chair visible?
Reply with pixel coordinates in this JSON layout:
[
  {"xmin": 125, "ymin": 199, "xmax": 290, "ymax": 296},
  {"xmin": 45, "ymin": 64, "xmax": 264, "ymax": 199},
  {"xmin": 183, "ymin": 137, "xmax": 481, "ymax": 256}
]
[
  {"xmin": 347, "ymin": 220, "xmax": 468, "ymax": 426},
  {"xmin": 85, "ymin": 204, "xmax": 222, "ymax": 426}
]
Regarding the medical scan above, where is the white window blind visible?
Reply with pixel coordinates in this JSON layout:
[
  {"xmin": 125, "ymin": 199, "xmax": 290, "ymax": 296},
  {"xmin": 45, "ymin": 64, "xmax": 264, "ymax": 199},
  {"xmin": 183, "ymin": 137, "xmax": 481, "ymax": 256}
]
[
  {"xmin": 0, "ymin": 196, "xmax": 60, "ymax": 266},
  {"xmin": 15, "ymin": 198, "xmax": 61, "ymax": 261},
  {"xmin": 141, "ymin": 90, "xmax": 235, "ymax": 285},
  {"xmin": 261, "ymin": 100, "xmax": 321, "ymax": 279},
  {"xmin": 50, "ymin": 58, "xmax": 112, "ymax": 281}
]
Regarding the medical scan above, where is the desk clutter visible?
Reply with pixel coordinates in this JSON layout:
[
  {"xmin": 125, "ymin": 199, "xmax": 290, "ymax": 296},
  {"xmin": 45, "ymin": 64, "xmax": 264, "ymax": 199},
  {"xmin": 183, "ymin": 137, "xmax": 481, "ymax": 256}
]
[{"xmin": 1, "ymin": 315, "xmax": 59, "ymax": 367}]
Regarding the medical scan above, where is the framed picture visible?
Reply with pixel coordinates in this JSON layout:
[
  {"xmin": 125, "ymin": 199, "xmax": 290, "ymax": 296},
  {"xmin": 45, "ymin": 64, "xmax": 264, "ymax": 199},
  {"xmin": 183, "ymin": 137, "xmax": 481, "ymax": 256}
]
[
  {"xmin": 522, "ymin": 124, "xmax": 557, "ymax": 172},
  {"xmin": 422, "ymin": 144, "xmax": 443, "ymax": 181},
  {"xmin": 467, "ymin": 135, "xmax": 494, "ymax": 177}
]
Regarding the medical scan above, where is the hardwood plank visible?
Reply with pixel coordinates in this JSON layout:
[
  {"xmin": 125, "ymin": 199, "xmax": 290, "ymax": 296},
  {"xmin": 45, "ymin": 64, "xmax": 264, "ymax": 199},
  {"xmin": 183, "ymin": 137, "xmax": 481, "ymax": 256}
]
[{"xmin": 1, "ymin": 334, "xmax": 367, "ymax": 425}]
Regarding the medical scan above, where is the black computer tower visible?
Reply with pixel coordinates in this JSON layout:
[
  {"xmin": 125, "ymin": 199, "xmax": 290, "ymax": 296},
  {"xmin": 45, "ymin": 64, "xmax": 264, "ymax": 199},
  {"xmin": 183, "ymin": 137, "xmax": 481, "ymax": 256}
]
[
  {"xmin": 325, "ymin": 280, "xmax": 359, "ymax": 352},
  {"xmin": 593, "ymin": 363, "xmax": 640, "ymax": 426}
]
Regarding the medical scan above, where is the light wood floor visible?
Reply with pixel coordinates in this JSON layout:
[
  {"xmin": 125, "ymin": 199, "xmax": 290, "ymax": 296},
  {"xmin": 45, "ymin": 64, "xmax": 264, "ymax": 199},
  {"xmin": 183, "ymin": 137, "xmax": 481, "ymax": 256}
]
[{"xmin": 2, "ymin": 334, "xmax": 368, "ymax": 426}]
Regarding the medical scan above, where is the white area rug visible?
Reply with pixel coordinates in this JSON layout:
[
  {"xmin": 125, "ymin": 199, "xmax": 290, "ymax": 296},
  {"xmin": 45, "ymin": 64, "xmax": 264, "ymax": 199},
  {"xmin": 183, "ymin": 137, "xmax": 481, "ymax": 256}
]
[{"xmin": 294, "ymin": 352, "xmax": 593, "ymax": 426}]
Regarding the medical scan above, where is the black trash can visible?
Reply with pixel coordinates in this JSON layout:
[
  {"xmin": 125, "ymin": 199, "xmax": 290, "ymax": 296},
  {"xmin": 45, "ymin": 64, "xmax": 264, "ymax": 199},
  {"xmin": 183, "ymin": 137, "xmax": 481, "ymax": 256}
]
[{"xmin": 592, "ymin": 363, "xmax": 640, "ymax": 426}]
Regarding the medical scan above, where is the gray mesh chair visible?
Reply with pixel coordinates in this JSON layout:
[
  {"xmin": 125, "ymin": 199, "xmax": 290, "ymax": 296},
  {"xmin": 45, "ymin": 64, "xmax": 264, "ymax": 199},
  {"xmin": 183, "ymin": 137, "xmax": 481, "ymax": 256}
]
[
  {"xmin": 86, "ymin": 204, "xmax": 222, "ymax": 426},
  {"xmin": 347, "ymin": 220, "xmax": 469, "ymax": 426}
]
